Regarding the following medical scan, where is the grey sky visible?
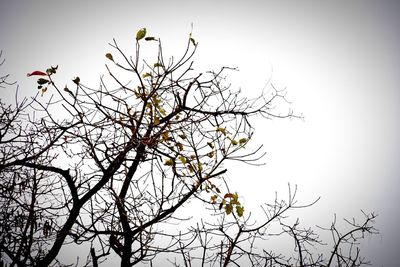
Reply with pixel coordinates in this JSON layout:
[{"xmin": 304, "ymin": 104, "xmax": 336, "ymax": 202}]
[{"xmin": 1, "ymin": 0, "xmax": 399, "ymax": 265}]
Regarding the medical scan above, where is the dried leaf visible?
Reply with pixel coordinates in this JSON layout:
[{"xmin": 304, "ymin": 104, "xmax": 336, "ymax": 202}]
[{"xmin": 105, "ymin": 53, "xmax": 114, "ymax": 61}]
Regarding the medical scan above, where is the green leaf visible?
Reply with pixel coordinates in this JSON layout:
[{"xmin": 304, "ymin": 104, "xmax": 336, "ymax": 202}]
[
  {"xmin": 239, "ymin": 138, "xmax": 248, "ymax": 145},
  {"xmin": 159, "ymin": 107, "xmax": 166, "ymax": 116},
  {"xmin": 142, "ymin": 72, "xmax": 152, "ymax": 79},
  {"xmin": 190, "ymin": 37, "xmax": 197, "ymax": 46},
  {"xmin": 236, "ymin": 205, "xmax": 244, "ymax": 217},
  {"xmin": 105, "ymin": 53, "xmax": 114, "ymax": 61},
  {"xmin": 233, "ymin": 192, "xmax": 239, "ymax": 203},
  {"xmin": 153, "ymin": 62, "xmax": 163, "ymax": 68},
  {"xmin": 231, "ymin": 139, "xmax": 238, "ymax": 145},
  {"xmin": 136, "ymin": 28, "xmax": 147, "ymax": 41},
  {"xmin": 179, "ymin": 156, "xmax": 187, "ymax": 164}
]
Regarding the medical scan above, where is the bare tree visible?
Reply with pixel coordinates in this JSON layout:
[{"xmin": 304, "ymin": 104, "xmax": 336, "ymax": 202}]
[{"xmin": 0, "ymin": 30, "xmax": 377, "ymax": 267}]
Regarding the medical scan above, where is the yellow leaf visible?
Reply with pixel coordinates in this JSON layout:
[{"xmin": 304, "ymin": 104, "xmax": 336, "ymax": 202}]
[
  {"xmin": 152, "ymin": 95, "xmax": 161, "ymax": 106},
  {"xmin": 159, "ymin": 107, "xmax": 166, "ymax": 116},
  {"xmin": 179, "ymin": 156, "xmax": 187, "ymax": 164},
  {"xmin": 216, "ymin": 127, "xmax": 227, "ymax": 136},
  {"xmin": 164, "ymin": 158, "xmax": 174, "ymax": 166},
  {"xmin": 233, "ymin": 192, "xmax": 239, "ymax": 203},
  {"xmin": 161, "ymin": 132, "xmax": 171, "ymax": 142},
  {"xmin": 41, "ymin": 87, "xmax": 48, "ymax": 96},
  {"xmin": 231, "ymin": 139, "xmax": 238, "ymax": 145},
  {"xmin": 236, "ymin": 205, "xmax": 244, "ymax": 217},
  {"xmin": 136, "ymin": 28, "xmax": 147, "ymax": 41},
  {"xmin": 142, "ymin": 72, "xmax": 151, "ymax": 79}
]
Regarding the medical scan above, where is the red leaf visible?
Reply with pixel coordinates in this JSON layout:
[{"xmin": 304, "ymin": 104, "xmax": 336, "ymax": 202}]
[{"xmin": 27, "ymin": 71, "xmax": 47, "ymax": 77}]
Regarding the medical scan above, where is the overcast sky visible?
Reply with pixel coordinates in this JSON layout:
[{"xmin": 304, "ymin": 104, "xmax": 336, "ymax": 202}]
[{"xmin": 1, "ymin": 1, "xmax": 399, "ymax": 266}]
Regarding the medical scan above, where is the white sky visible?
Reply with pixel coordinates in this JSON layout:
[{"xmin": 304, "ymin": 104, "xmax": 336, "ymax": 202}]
[{"xmin": 1, "ymin": 0, "xmax": 399, "ymax": 265}]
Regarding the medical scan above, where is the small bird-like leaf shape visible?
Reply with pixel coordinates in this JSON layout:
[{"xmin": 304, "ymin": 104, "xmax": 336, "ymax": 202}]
[
  {"xmin": 136, "ymin": 28, "xmax": 147, "ymax": 41},
  {"xmin": 105, "ymin": 53, "xmax": 114, "ymax": 61},
  {"xmin": 46, "ymin": 65, "xmax": 58, "ymax": 75},
  {"xmin": 46, "ymin": 68, "xmax": 54, "ymax": 75},
  {"xmin": 72, "ymin": 77, "xmax": 80, "ymax": 85},
  {"xmin": 64, "ymin": 85, "xmax": 74, "ymax": 97}
]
